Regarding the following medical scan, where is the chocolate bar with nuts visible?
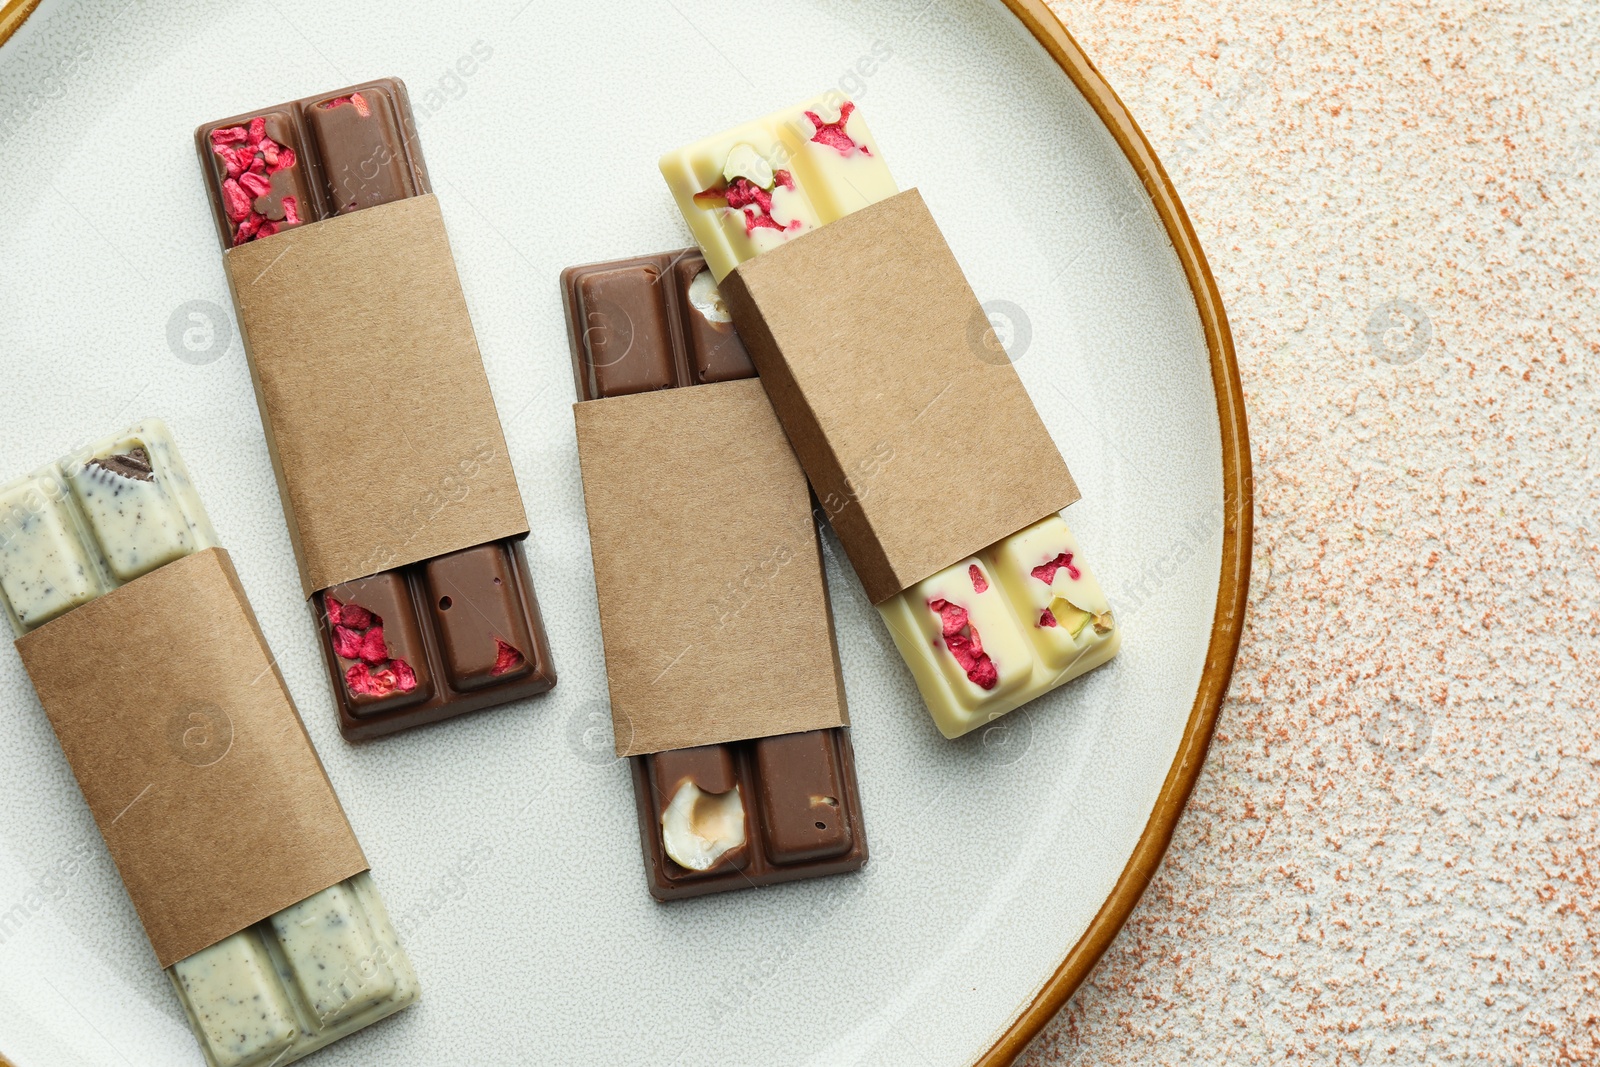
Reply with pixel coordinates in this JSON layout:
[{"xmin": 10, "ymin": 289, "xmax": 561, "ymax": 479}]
[
  {"xmin": 661, "ymin": 95, "xmax": 1118, "ymax": 739},
  {"xmin": 197, "ymin": 80, "xmax": 556, "ymax": 741},
  {"xmin": 0, "ymin": 421, "xmax": 418, "ymax": 1067},
  {"xmin": 563, "ymin": 250, "xmax": 867, "ymax": 900}
]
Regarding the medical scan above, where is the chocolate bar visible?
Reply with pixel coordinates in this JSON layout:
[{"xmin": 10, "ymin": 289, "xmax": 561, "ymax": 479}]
[
  {"xmin": 563, "ymin": 250, "xmax": 867, "ymax": 899},
  {"xmin": 660, "ymin": 95, "xmax": 1120, "ymax": 739},
  {"xmin": 0, "ymin": 421, "xmax": 418, "ymax": 1067},
  {"xmin": 197, "ymin": 81, "xmax": 556, "ymax": 740},
  {"xmin": 0, "ymin": 422, "xmax": 219, "ymax": 633},
  {"xmin": 170, "ymin": 872, "xmax": 416, "ymax": 1067}
]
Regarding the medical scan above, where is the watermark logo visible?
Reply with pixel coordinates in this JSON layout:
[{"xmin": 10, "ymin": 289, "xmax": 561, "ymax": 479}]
[
  {"xmin": 1361, "ymin": 696, "xmax": 1432, "ymax": 765},
  {"xmin": 166, "ymin": 701, "xmax": 233, "ymax": 767},
  {"xmin": 566, "ymin": 699, "xmax": 629, "ymax": 767},
  {"xmin": 167, "ymin": 299, "xmax": 232, "ymax": 366},
  {"xmin": 977, "ymin": 709, "xmax": 1034, "ymax": 767},
  {"xmin": 968, "ymin": 300, "xmax": 1032, "ymax": 366},
  {"xmin": 1366, "ymin": 298, "xmax": 1432, "ymax": 365}
]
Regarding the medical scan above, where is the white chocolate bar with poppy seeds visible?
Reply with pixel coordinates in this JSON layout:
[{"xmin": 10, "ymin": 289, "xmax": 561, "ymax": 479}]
[{"xmin": 0, "ymin": 420, "xmax": 418, "ymax": 1066}]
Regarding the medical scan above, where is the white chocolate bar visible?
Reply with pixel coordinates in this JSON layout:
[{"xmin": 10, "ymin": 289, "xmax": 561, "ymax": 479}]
[
  {"xmin": 663, "ymin": 102, "xmax": 1121, "ymax": 737},
  {"xmin": 171, "ymin": 874, "xmax": 419, "ymax": 1067},
  {"xmin": 877, "ymin": 515, "xmax": 1120, "ymax": 739},
  {"xmin": 0, "ymin": 419, "xmax": 218, "ymax": 635},
  {"xmin": 660, "ymin": 93, "xmax": 898, "ymax": 280},
  {"xmin": 0, "ymin": 422, "xmax": 419, "ymax": 1062}
]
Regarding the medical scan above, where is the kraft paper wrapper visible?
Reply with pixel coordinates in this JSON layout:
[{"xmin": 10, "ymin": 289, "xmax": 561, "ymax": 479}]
[
  {"xmin": 222, "ymin": 194, "xmax": 530, "ymax": 598},
  {"xmin": 15, "ymin": 548, "xmax": 368, "ymax": 968},
  {"xmin": 720, "ymin": 188, "xmax": 1081, "ymax": 604},
  {"xmin": 574, "ymin": 379, "xmax": 848, "ymax": 756}
]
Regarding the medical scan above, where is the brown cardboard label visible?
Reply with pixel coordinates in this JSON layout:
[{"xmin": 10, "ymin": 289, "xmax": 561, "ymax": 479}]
[
  {"xmin": 15, "ymin": 549, "xmax": 368, "ymax": 968},
  {"xmin": 223, "ymin": 194, "xmax": 530, "ymax": 598},
  {"xmin": 574, "ymin": 379, "xmax": 848, "ymax": 756},
  {"xmin": 720, "ymin": 188, "xmax": 1081, "ymax": 604}
]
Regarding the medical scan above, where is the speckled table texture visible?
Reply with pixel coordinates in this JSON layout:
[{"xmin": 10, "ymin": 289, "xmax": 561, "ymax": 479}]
[{"xmin": 1022, "ymin": 1, "xmax": 1599, "ymax": 1064}]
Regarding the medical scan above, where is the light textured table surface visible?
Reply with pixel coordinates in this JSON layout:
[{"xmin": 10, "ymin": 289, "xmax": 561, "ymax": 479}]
[{"xmin": 1024, "ymin": 1, "xmax": 1599, "ymax": 1063}]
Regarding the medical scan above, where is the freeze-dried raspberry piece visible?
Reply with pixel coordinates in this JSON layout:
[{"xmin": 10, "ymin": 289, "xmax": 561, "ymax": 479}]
[
  {"xmin": 1031, "ymin": 552, "xmax": 1081, "ymax": 585},
  {"xmin": 806, "ymin": 102, "xmax": 871, "ymax": 156},
  {"xmin": 969, "ymin": 564, "xmax": 988, "ymax": 593},
  {"xmin": 491, "ymin": 639, "xmax": 526, "ymax": 676},
  {"xmin": 233, "ymin": 214, "xmax": 263, "ymax": 245},
  {"xmin": 357, "ymin": 626, "xmax": 389, "ymax": 665},
  {"xmin": 248, "ymin": 116, "xmax": 266, "ymax": 144},
  {"xmin": 320, "ymin": 92, "xmax": 371, "ymax": 118},
  {"xmin": 282, "ymin": 197, "xmax": 300, "ymax": 225},
  {"xmin": 336, "ymin": 600, "xmax": 374, "ymax": 631},
  {"xmin": 346, "ymin": 663, "xmax": 398, "ymax": 696},
  {"xmin": 331, "ymin": 624, "xmax": 365, "ymax": 660},
  {"xmin": 238, "ymin": 170, "xmax": 271, "ymax": 198},
  {"xmin": 210, "ymin": 125, "xmax": 248, "ymax": 147},
  {"xmin": 391, "ymin": 659, "xmax": 418, "ymax": 692},
  {"xmin": 221, "ymin": 179, "xmax": 251, "ymax": 222},
  {"xmin": 743, "ymin": 209, "xmax": 800, "ymax": 236},
  {"xmin": 269, "ymin": 146, "xmax": 296, "ymax": 174},
  {"xmin": 928, "ymin": 598, "xmax": 999, "ymax": 690},
  {"xmin": 1039, "ymin": 609, "xmax": 1058, "ymax": 628},
  {"xmin": 930, "ymin": 598, "xmax": 968, "ymax": 637},
  {"xmin": 725, "ymin": 177, "xmax": 773, "ymax": 215}
]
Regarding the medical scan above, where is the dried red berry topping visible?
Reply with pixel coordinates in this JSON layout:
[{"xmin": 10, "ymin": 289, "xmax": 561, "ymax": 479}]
[
  {"xmin": 325, "ymin": 596, "xmax": 418, "ymax": 700},
  {"xmin": 320, "ymin": 92, "xmax": 371, "ymax": 118},
  {"xmin": 331, "ymin": 624, "xmax": 365, "ymax": 660},
  {"xmin": 221, "ymin": 179, "xmax": 252, "ymax": 223},
  {"xmin": 928, "ymin": 598, "xmax": 999, "ymax": 690},
  {"xmin": 346, "ymin": 662, "xmax": 405, "ymax": 697},
  {"xmin": 806, "ymin": 102, "xmax": 871, "ymax": 157},
  {"xmin": 1039, "ymin": 608, "xmax": 1058, "ymax": 628},
  {"xmin": 491, "ymin": 639, "xmax": 526, "ymax": 676},
  {"xmin": 743, "ymin": 209, "xmax": 803, "ymax": 236},
  {"xmin": 697, "ymin": 169, "xmax": 801, "ymax": 236},
  {"xmin": 1031, "ymin": 552, "xmax": 1081, "ymax": 585},
  {"xmin": 209, "ymin": 117, "xmax": 305, "ymax": 245},
  {"xmin": 725, "ymin": 176, "xmax": 773, "ymax": 214},
  {"xmin": 391, "ymin": 659, "xmax": 418, "ymax": 691},
  {"xmin": 357, "ymin": 626, "xmax": 389, "ymax": 665},
  {"xmin": 969, "ymin": 564, "xmax": 988, "ymax": 593}
]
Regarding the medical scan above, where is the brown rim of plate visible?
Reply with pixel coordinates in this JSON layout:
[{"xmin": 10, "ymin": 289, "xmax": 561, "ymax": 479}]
[
  {"xmin": 976, "ymin": 1, "xmax": 1253, "ymax": 1065},
  {"xmin": 0, "ymin": 0, "xmax": 42, "ymax": 48}
]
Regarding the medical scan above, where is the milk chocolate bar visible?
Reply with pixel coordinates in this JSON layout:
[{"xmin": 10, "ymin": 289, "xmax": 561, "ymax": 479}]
[
  {"xmin": 0, "ymin": 422, "xmax": 418, "ymax": 1067},
  {"xmin": 197, "ymin": 81, "xmax": 556, "ymax": 740},
  {"xmin": 661, "ymin": 95, "xmax": 1120, "ymax": 738},
  {"xmin": 563, "ymin": 251, "xmax": 867, "ymax": 899},
  {"xmin": 312, "ymin": 539, "xmax": 555, "ymax": 740}
]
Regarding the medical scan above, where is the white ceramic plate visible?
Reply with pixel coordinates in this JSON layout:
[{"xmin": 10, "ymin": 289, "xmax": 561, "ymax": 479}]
[{"xmin": 0, "ymin": 1, "xmax": 1246, "ymax": 1064}]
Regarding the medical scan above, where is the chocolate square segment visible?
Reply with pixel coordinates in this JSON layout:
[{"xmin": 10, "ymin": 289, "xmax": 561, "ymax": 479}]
[
  {"xmin": 648, "ymin": 746, "xmax": 749, "ymax": 879},
  {"xmin": 673, "ymin": 255, "xmax": 755, "ymax": 384},
  {"xmin": 576, "ymin": 266, "xmax": 677, "ymax": 398},
  {"xmin": 423, "ymin": 543, "xmax": 536, "ymax": 692},
  {"xmin": 753, "ymin": 730, "xmax": 853, "ymax": 865},
  {"xmin": 306, "ymin": 87, "xmax": 420, "ymax": 215},
  {"xmin": 318, "ymin": 573, "xmax": 434, "ymax": 717}
]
